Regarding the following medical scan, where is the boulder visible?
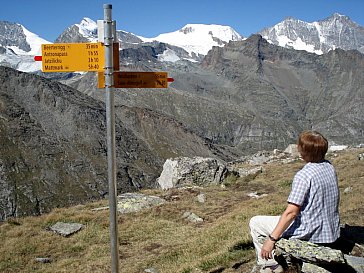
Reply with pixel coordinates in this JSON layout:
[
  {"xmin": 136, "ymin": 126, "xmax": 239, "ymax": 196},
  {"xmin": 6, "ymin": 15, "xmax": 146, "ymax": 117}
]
[
  {"xmin": 157, "ymin": 157, "xmax": 227, "ymax": 189},
  {"xmin": 274, "ymin": 238, "xmax": 345, "ymax": 264},
  {"xmin": 284, "ymin": 144, "xmax": 300, "ymax": 158},
  {"xmin": 267, "ymin": 237, "xmax": 364, "ymax": 273},
  {"xmin": 48, "ymin": 222, "xmax": 84, "ymax": 237}
]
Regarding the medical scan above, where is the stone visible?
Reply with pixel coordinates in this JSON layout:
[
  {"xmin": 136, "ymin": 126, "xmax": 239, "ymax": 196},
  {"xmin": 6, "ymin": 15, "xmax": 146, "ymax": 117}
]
[
  {"xmin": 49, "ymin": 222, "xmax": 84, "ymax": 237},
  {"xmin": 344, "ymin": 186, "xmax": 353, "ymax": 194},
  {"xmin": 35, "ymin": 257, "xmax": 51, "ymax": 263},
  {"xmin": 247, "ymin": 192, "xmax": 268, "ymax": 199},
  {"xmin": 197, "ymin": 193, "xmax": 206, "ymax": 203},
  {"xmin": 182, "ymin": 211, "xmax": 204, "ymax": 223}
]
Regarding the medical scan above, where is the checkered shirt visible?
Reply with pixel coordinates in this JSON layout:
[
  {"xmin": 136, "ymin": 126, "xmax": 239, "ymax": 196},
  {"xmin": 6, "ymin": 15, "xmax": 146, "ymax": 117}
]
[{"xmin": 282, "ymin": 160, "xmax": 340, "ymax": 243}]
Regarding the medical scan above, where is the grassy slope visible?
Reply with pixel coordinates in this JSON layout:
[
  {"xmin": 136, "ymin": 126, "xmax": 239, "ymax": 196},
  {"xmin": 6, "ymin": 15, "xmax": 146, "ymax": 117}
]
[{"xmin": 0, "ymin": 149, "xmax": 363, "ymax": 273}]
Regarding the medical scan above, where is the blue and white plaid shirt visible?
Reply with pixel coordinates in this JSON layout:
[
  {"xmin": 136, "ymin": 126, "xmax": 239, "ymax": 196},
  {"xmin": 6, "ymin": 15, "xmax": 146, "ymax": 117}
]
[{"xmin": 283, "ymin": 160, "xmax": 340, "ymax": 243}]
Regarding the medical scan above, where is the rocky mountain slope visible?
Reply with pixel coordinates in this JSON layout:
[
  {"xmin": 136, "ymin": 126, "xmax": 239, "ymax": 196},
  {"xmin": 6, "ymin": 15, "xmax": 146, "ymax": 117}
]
[
  {"xmin": 202, "ymin": 35, "xmax": 364, "ymax": 145},
  {"xmin": 0, "ymin": 66, "xmax": 230, "ymax": 220},
  {"xmin": 259, "ymin": 13, "xmax": 364, "ymax": 54},
  {"xmin": 65, "ymin": 34, "xmax": 364, "ymax": 153}
]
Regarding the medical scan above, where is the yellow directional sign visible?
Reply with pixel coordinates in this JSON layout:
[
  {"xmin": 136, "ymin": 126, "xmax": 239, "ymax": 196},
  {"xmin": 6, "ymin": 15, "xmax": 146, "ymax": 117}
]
[
  {"xmin": 41, "ymin": 43, "xmax": 105, "ymax": 72},
  {"xmin": 98, "ymin": 71, "xmax": 169, "ymax": 88}
]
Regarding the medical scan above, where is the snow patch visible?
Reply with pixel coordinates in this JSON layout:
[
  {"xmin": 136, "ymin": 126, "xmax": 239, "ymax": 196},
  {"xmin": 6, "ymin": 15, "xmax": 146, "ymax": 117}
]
[
  {"xmin": 278, "ymin": 36, "xmax": 323, "ymax": 54},
  {"xmin": 157, "ymin": 48, "xmax": 180, "ymax": 63},
  {"xmin": 22, "ymin": 26, "xmax": 51, "ymax": 55}
]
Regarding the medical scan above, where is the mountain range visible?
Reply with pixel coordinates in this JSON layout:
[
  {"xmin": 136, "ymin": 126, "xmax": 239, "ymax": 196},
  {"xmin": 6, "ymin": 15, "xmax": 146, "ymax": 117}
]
[
  {"xmin": 0, "ymin": 13, "xmax": 364, "ymax": 219},
  {"xmin": 1, "ymin": 13, "xmax": 364, "ymax": 72}
]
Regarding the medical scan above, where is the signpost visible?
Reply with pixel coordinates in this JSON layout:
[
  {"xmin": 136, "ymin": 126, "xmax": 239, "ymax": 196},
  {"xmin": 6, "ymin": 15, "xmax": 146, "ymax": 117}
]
[
  {"xmin": 40, "ymin": 42, "xmax": 105, "ymax": 72},
  {"xmin": 103, "ymin": 4, "xmax": 119, "ymax": 273},
  {"xmin": 34, "ymin": 4, "xmax": 174, "ymax": 273}
]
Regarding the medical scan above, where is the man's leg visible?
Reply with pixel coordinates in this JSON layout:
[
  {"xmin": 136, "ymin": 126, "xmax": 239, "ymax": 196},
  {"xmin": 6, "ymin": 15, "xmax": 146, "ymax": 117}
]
[{"xmin": 249, "ymin": 215, "xmax": 280, "ymax": 266}]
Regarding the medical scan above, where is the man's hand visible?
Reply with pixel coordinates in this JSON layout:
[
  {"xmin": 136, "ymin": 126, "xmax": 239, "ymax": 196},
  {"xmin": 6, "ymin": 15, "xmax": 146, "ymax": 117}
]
[{"xmin": 260, "ymin": 239, "xmax": 275, "ymax": 260}]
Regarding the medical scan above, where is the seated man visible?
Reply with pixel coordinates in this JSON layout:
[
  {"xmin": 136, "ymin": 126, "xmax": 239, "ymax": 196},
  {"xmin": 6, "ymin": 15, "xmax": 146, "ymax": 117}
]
[{"xmin": 249, "ymin": 131, "xmax": 340, "ymax": 273}]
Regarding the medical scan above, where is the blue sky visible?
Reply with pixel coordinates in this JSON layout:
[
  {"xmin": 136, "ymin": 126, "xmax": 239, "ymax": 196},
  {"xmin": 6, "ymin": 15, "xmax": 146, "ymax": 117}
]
[{"xmin": 1, "ymin": 0, "xmax": 364, "ymax": 42}]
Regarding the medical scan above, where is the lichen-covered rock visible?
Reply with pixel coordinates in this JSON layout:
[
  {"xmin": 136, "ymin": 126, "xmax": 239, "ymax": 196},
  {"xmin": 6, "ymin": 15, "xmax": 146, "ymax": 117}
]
[
  {"xmin": 275, "ymin": 238, "xmax": 345, "ymax": 264},
  {"xmin": 116, "ymin": 193, "xmax": 166, "ymax": 213},
  {"xmin": 258, "ymin": 236, "xmax": 364, "ymax": 273}
]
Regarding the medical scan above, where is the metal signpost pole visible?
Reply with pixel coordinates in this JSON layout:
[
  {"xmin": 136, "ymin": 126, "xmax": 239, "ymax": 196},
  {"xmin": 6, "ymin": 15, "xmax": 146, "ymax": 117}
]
[{"xmin": 103, "ymin": 4, "xmax": 120, "ymax": 273}]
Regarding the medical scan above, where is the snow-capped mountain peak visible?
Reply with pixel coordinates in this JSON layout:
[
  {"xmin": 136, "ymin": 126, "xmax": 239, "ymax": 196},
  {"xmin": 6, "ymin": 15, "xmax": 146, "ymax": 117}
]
[
  {"xmin": 141, "ymin": 24, "xmax": 244, "ymax": 56},
  {"xmin": 263, "ymin": 17, "xmax": 323, "ymax": 54},
  {"xmin": 0, "ymin": 21, "xmax": 51, "ymax": 72},
  {"xmin": 259, "ymin": 13, "xmax": 364, "ymax": 55},
  {"xmin": 76, "ymin": 17, "xmax": 98, "ymax": 39},
  {"xmin": 331, "ymin": 12, "xmax": 349, "ymax": 21}
]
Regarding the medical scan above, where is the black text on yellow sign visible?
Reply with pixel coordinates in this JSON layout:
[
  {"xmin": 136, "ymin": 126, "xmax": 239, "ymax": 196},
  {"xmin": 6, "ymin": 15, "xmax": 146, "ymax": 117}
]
[
  {"xmin": 98, "ymin": 71, "xmax": 169, "ymax": 88},
  {"xmin": 41, "ymin": 43, "xmax": 105, "ymax": 72}
]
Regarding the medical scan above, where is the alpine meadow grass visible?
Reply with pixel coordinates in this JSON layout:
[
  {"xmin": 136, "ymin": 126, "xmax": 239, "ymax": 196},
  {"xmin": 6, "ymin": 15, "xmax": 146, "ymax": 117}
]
[{"xmin": 0, "ymin": 148, "xmax": 363, "ymax": 273}]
